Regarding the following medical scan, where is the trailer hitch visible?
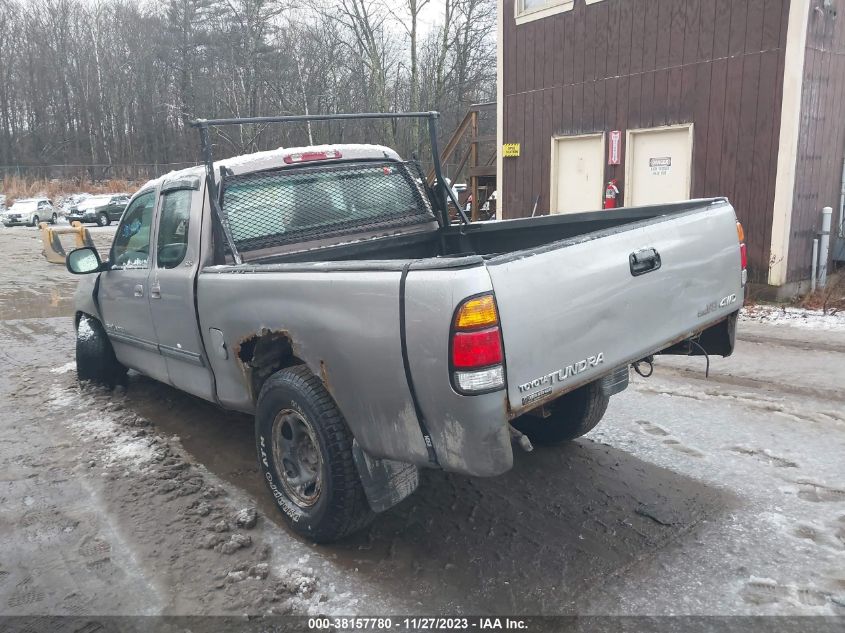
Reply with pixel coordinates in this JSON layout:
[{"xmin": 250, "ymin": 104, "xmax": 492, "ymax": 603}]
[{"xmin": 632, "ymin": 355, "xmax": 654, "ymax": 378}]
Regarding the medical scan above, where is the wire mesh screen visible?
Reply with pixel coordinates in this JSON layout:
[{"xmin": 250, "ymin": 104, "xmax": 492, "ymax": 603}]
[{"xmin": 220, "ymin": 160, "xmax": 436, "ymax": 254}]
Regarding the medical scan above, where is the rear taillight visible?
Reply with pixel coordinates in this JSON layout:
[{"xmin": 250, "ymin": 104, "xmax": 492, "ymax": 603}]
[
  {"xmin": 450, "ymin": 294, "xmax": 505, "ymax": 394},
  {"xmin": 737, "ymin": 221, "xmax": 747, "ymax": 286},
  {"xmin": 452, "ymin": 328, "xmax": 503, "ymax": 368},
  {"xmin": 283, "ymin": 149, "xmax": 342, "ymax": 164}
]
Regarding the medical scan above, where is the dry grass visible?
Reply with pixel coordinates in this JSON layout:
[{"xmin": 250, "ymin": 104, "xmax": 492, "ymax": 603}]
[
  {"xmin": 798, "ymin": 270, "xmax": 845, "ymax": 315},
  {"xmin": 1, "ymin": 176, "xmax": 140, "ymax": 205}
]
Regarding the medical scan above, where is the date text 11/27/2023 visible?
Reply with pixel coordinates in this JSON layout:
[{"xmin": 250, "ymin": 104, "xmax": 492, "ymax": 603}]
[{"xmin": 307, "ymin": 617, "xmax": 529, "ymax": 630}]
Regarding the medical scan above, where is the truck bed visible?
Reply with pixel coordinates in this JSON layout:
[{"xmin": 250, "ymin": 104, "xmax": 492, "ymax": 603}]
[{"xmin": 239, "ymin": 199, "xmax": 725, "ymax": 265}]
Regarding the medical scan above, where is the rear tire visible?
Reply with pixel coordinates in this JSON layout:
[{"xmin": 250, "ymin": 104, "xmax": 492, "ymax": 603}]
[
  {"xmin": 97, "ymin": 212, "xmax": 110, "ymax": 227},
  {"xmin": 511, "ymin": 381, "xmax": 609, "ymax": 445},
  {"xmin": 255, "ymin": 366, "xmax": 373, "ymax": 543},
  {"xmin": 76, "ymin": 314, "xmax": 126, "ymax": 387}
]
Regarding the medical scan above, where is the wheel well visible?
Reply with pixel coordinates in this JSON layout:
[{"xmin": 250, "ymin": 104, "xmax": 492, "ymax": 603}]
[{"xmin": 236, "ymin": 329, "xmax": 306, "ymax": 400}]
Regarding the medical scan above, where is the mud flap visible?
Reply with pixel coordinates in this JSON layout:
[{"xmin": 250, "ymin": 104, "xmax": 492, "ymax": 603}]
[
  {"xmin": 352, "ymin": 440, "xmax": 419, "ymax": 513},
  {"xmin": 658, "ymin": 311, "xmax": 738, "ymax": 358}
]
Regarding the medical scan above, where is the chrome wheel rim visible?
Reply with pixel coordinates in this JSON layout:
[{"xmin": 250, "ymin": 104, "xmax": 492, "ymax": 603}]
[{"xmin": 271, "ymin": 408, "xmax": 323, "ymax": 507}]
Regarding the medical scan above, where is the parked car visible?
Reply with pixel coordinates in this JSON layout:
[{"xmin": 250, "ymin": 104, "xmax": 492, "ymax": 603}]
[
  {"xmin": 2, "ymin": 197, "xmax": 57, "ymax": 226},
  {"xmin": 60, "ymin": 193, "xmax": 90, "ymax": 213},
  {"xmin": 66, "ymin": 114, "xmax": 744, "ymax": 543},
  {"xmin": 66, "ymin": 193, "xmax": 131, "ymax": 226}
]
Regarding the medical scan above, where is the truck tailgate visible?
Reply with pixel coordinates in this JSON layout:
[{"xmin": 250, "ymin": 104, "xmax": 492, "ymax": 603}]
[{"xmin": 487, "ymin": 199, "xmax": 743, "ymax": 415}]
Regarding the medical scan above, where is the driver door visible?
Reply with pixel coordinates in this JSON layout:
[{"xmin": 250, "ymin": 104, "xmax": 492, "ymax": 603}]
[
  {"xmin": 97, "ymin": 189, "xmax": 169, "ymax": 382},
  {"xmin": 147, "ymin": 180, "xmax": 215, "ymax": 401}
]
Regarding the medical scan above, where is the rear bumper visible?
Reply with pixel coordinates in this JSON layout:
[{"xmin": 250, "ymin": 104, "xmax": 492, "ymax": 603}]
[{"xmin": 427, "ymin": 364, "xmax": 631, "ymax": 478}]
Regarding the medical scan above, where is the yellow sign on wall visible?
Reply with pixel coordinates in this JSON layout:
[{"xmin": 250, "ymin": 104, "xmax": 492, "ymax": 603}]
[{"xmin": 503, "ymin": 143, "xmax": 521, "ymax": 157}]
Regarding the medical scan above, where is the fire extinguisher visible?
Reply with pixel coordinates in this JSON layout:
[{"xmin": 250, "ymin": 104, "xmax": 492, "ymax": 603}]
[{"xmin": 604, "ymin": 179, "xmax": 620, "ymax": 210}]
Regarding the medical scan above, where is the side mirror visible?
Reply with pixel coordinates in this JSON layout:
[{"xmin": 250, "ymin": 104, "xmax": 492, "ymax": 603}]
[{"xmin": 66, "ymin": 247, "xmax": 103, "ymax": 275}]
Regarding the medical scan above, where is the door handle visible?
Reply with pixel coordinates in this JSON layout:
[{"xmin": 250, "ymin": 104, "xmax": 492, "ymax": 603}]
[
  {"xmin": 150, "ymin": 283, "xmax": 161, "ymax": 299},
  {"xmin": 629, "ymin": 248, "xmax": 662, "ymax": 276},
  {"xmin": 134, "ymin": 284, "xmax": 144, "ymax": 297}
]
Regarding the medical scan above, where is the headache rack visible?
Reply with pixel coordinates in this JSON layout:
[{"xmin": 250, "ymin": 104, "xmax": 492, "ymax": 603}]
[{"xmin": 189, "ymin": 112, "xmax": 467, "ymax": 265}]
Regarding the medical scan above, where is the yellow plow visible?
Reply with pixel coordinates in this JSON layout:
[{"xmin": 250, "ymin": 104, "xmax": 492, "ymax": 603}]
[{"xmin": 39, "ymin": 221, "xmax": 96, "ymax": 265}]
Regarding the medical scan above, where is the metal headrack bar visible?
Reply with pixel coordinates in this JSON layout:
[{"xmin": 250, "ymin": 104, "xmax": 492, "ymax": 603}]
[
  {"xmin": 189, "ymin": 111, "xmax": 467, "ymax": 264},
  {"xmin": 190, "ymin": 112, "xmax": 441, "ymax": 127}
]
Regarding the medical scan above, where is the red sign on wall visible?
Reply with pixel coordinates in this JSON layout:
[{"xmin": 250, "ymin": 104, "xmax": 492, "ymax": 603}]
[{"xmin": 608, "ymin": 130, "xmax": 622, "ymax": 165}]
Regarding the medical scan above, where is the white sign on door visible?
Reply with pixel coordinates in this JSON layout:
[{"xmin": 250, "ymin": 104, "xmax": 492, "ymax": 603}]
[{"xmin": 649, "ymin": 156, "xmax": 672, "ymax": 176}]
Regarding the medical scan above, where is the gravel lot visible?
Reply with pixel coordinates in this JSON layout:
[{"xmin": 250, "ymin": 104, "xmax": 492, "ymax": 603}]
[{"xmin": 0, "ymin": 225, "xmax": 843, "ymax": 621}]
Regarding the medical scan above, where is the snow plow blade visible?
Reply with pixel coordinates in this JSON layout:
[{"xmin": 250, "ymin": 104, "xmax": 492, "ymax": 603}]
[{"xmin": 40, "ymin": 221, "xmax": 96, "ymax": 265}]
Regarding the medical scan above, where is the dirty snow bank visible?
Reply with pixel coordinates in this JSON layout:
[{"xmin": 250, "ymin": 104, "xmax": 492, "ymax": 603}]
[{"xmin": 741, "ymin": 305, "xmax": 845, "ymax": 330}]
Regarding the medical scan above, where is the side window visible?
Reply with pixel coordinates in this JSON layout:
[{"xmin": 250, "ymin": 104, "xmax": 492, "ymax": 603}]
[
  {"xmin": 156, "ymin": 189, "xmax": 192, "ymax": 269},
  {"xmin": 111, "ymin": 191, "xmax": 156, "ymax": 268}
]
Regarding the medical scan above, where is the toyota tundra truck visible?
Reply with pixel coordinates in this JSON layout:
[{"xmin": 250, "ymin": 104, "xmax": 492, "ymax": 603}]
[{"xmin": 65, "ymin": 112, "xmax": 744, "ymax": 542}]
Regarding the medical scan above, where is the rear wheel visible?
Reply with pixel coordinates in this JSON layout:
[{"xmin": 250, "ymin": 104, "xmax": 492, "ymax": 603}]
[
  {"xmin": 75, "ymin": 314, "xmax": 126, "ymax": 387},
  {"xmin": 97, "ymin": 212, "xmax": 110, "ymax": 227},
  {"xmin": 511, "ymin": 381, "xmax": 609, "ymax": 445},
  {"xmin": 255, "ymin": 366, "xmax": 373, "ymax": 543}
]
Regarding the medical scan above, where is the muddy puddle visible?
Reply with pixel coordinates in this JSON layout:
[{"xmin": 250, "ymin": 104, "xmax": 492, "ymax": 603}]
[
  {"xmin": 0, "ymin": 287, "xmax": 77, "ymax": 320},
  {"xmin": 0, "ymin": 225, "xmax": 114, "ymax": 320}
]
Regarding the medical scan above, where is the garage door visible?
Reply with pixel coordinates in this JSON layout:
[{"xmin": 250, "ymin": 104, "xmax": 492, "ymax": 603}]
[
  {"xmin": 551, "ymin": 133, "xmax": 605, "ymax": 214},
  {"xmin": 626, "ymin": 125, "xmax": 693, "ymax": 207}
]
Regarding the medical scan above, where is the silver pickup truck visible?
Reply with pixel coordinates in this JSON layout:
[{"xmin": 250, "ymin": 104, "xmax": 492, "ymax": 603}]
[{"xmin": 66, "ymin": 113, "xmax": 745, "ymax": 542}]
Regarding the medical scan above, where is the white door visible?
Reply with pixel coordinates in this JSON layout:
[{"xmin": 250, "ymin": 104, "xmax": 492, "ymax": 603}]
[
  {"xmin": 626, "ymin": 125, "xmax": 693, "ymax": 207},
  {"xmin": 551, "ymin": 134, "xmax": 605, "ymax": 214}
]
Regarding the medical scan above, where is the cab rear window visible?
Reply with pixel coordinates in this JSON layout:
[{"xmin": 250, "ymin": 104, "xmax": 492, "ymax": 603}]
[{"xmin": 221, "ymin": 161, "xmax": 433, "ymax": 253}]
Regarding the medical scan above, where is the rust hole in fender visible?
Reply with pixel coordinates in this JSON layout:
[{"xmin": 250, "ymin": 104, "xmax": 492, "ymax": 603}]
[{"xmin": 236, "ymin": 329, "xmax": 303, "ymax": 399}]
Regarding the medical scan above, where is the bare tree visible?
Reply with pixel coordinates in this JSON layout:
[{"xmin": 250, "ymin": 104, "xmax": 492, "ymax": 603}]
[{"xmin": 0, "ymin": 0, "xmax": 497, "ymax": 182}]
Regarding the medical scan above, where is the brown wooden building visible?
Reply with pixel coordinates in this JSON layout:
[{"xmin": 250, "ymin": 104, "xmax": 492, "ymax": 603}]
[{"xmin": 496, "ymin": 0, "xmax": 845, "ymax": 292}]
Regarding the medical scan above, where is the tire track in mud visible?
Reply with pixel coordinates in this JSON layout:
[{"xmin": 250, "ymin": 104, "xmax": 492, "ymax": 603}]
[
  {"xmin": 634, "ymin": 381, "xmax": 845, "ymax": 427},
  {"xmin": 655, "ymin": 365, "xmax": 845, "ymax": 408}
]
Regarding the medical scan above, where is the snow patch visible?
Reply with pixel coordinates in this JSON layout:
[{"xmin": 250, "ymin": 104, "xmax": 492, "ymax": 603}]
[
  {"xmin": 741, "ymin": 305, "xmax": 845, "ymax": 330},
  {"xmin": 47, "ymin": 387, "xmax": 78, "ymax": 407},
  {"xmin": 50, "ymin": 361, "xmax": 76, "ymax": 374},
  {"xmin": 77, "ymin": 316, "xmax": 95, "ymax": 341},
  {"xmin": 44, "ymin": 387, "xmax": 158, "ymax": 474}
]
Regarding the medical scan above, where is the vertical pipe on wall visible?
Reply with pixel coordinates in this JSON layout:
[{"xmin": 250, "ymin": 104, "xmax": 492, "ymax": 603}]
[
  {"xmin": 811, "ymin": 238, "xmax": 818, "ymax": 294},
  {"xmin": 840, "ymin": 157, "xmax": 845, "ymax": 238},
  {"xmin": 819, "ymin": 207, "xmax": 832, "ymax": 288}
]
